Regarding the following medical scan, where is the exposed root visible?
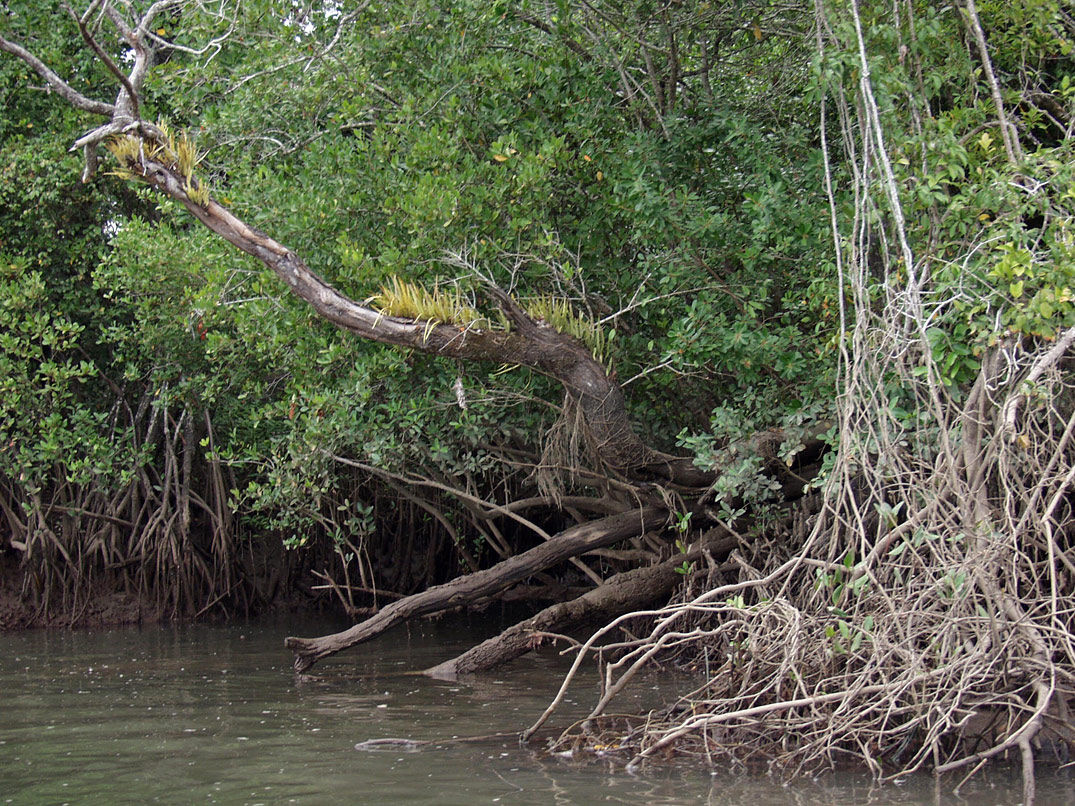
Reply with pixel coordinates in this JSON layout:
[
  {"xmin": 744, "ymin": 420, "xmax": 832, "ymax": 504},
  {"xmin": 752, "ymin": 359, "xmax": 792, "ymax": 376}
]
[{"xmin": 528, "ymin": 4, "xmax": 1075, "ymax": 793}]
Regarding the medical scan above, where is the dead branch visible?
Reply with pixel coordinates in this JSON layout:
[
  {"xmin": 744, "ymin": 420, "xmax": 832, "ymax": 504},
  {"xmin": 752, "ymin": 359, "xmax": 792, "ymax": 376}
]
[
  {"xmin": 285, "ymin": 507, "xmax": 669, "ymax": 672},
  {"xmin": 425, "ymin": 531, "xmax": 736, "ymax": 678}
]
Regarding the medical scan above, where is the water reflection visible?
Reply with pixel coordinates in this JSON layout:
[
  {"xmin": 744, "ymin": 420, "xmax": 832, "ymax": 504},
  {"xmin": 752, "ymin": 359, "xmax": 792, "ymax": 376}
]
[{"xmin": 1, "ymin": 615, "xmax": 1073, "ymax": 805}]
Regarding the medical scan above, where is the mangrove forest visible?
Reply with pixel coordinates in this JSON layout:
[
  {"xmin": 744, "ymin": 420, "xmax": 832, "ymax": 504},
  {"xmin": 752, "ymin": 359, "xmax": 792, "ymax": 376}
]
[{"xmin": 3, "ymin": 0, "xmax": 1075, "ymax": 799}]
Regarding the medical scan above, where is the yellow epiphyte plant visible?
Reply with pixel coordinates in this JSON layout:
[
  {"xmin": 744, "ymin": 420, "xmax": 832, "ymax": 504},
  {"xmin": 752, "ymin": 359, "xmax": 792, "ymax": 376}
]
[
  {"xmin": 174, "ymin": 131, "xmax": 201, "ymax": 180},
  {"xmin": 104, "ymin": 134, "xmax": 144, "ymax": 180},
  {"xmin": 367, "ymin": 277, "xmax": 489, "ymax": 333},
  {"xmin": 524, "ymin": 296, "xmax": 613, "ymax": 367},
  {"xmin": 105, "ymin": 121, "xmax": 210, "ymax": 206},
  {"xmin": 174, "ymin": 130, "xmax": 210, "ymax": 206}
]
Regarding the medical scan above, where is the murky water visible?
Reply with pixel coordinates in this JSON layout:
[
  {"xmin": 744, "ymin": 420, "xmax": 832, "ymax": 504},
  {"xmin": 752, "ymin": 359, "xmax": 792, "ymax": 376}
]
[{"xmin": 1, "ymin": 614, "xmax": 1073, "ymax": 805}]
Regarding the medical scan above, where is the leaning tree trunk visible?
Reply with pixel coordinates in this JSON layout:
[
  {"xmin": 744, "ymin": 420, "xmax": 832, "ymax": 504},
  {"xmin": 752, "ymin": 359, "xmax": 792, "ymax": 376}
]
[
  {"xmin": 285, "ymin": 507, "xmax": 669, "ymax": 671},
  {"xmin": 123, "ymin": 159, "xmax": 708, "ymax": 485},
  {"xmin": 425, "ymin": 530, "xmax": 738, "ymax": 677},
  {"xmin": 2, "ymin": 3, "xmax": 725, "ymax": 673},
  {"xmin": 1, "ymin": 9, "xmax": 709, "ymax": 488}
]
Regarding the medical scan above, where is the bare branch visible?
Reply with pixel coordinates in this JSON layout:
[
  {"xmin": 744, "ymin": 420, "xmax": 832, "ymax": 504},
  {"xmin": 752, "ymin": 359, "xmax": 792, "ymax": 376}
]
[
  {"xmin": 964, "ymin": 0, "xmax": 1023, "ymax": 164},
  {"xmin": 0, "ymin": 32, "xmax": 115, "ymax": 116},
  {"xmin": 132, "ymin": 0, "xmax": 185, "ymax": 40},
  {"xmin": 65, "ymin": 2, "xmax": 140, "ymax": 119},
  {"xmin": 1001, "ymin": 325, "xmax": 1075, "ymax": 439}
]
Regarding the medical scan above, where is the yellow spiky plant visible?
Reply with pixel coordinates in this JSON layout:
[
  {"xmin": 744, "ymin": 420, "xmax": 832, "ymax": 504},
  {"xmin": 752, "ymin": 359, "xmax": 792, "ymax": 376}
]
[
  {"xmin": 524, "ymin": 296, "xmax": 613, "ymax": 367},
  {"xmin": 367, "ymin": 277, "xmax": 490, "ymax": 332},
  {"xmin": 105, "ymin": 121, "xmax": 210, "ymax": 206}
]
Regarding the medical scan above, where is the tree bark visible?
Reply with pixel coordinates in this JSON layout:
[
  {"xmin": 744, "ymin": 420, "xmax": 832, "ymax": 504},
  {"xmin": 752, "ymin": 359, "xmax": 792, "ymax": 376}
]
[
  {"xmin": 284, "ymin": 507, "xmax": 669, "ymax": 671},
  {"xmin": 123, "ymin": 151, "xmax": 708, "ymax": 484},
  {"xmin": 425, "ymin": 532, "xmax": 737, "ymax": 678}
]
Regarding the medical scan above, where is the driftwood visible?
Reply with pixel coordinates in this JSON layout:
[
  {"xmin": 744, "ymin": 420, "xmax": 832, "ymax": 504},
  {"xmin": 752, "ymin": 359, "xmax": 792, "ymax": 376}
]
[
  {"xmin": 285, "ymin": 507, "xmax": 669, "ymax": 671},
  {"xmin": 425, "ymin": 532, "xmax": 738, "ymax": 677}
]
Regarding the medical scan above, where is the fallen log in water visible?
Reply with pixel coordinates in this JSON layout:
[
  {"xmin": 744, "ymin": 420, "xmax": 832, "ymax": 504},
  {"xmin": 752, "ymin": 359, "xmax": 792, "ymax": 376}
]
[
  {"xmin": 424, "ymin": 531, "xmax": 738, "ymax": 678},
  {"xmin": 285, "ymin": 506, "xmax": 669, "ymax": 672}
]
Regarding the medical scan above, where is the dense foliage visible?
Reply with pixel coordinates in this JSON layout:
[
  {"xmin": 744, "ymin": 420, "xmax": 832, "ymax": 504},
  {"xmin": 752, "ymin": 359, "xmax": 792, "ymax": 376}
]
[{"xmin": 1, "ymin": 0, "xmax": 840, "ymax": 613}]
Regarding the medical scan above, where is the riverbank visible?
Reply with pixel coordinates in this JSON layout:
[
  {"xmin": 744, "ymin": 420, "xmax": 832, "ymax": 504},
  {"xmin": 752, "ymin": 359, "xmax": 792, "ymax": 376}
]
[
  {"xmin": 0, "ymin": 550, "xmax": 334, "ymax": 632},
  {"xmin": 0, "ymin": 556, "xmax": 156, "ymax": 631}
]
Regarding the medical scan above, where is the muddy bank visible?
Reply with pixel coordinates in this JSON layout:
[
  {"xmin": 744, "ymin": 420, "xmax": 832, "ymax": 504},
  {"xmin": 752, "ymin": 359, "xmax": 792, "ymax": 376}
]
[
  {"xmin": 0, "ymin": 529, "xmax": 328, "ymax": 632},
  {"xmin": 0, "ymin": 555, "xmax": 159, "ymax": 631},
  {"xmin": 0, "ymin": 548, "xmax": 335, "ymax": 632}
]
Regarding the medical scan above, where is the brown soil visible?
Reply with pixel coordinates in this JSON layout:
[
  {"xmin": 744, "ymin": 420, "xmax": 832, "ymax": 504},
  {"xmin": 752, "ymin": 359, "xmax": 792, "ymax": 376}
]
[{"xmin": 0, "ymin": 553, "xmax": 159, "ymax": 631}]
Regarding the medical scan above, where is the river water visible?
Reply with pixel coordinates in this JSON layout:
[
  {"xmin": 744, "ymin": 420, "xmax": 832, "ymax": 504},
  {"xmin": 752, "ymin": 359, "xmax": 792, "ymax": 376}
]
[{"xmin": 2, "ymin": 614, "xmax": 1073, "ymax": 805}]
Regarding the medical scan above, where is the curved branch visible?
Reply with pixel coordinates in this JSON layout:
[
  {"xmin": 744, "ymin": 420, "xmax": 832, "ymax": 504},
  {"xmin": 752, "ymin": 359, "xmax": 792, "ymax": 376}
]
[
  {"xmin": 123, "ymin": 150, "xmax": 710, "ymax": 484},
  {"xmin": 132, "ymin": 0, "xmax": 184, "ymax": 40},
  {"xmin": 1001, "ymin": 326, "xmax": 1075, "ymax": 439}
]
